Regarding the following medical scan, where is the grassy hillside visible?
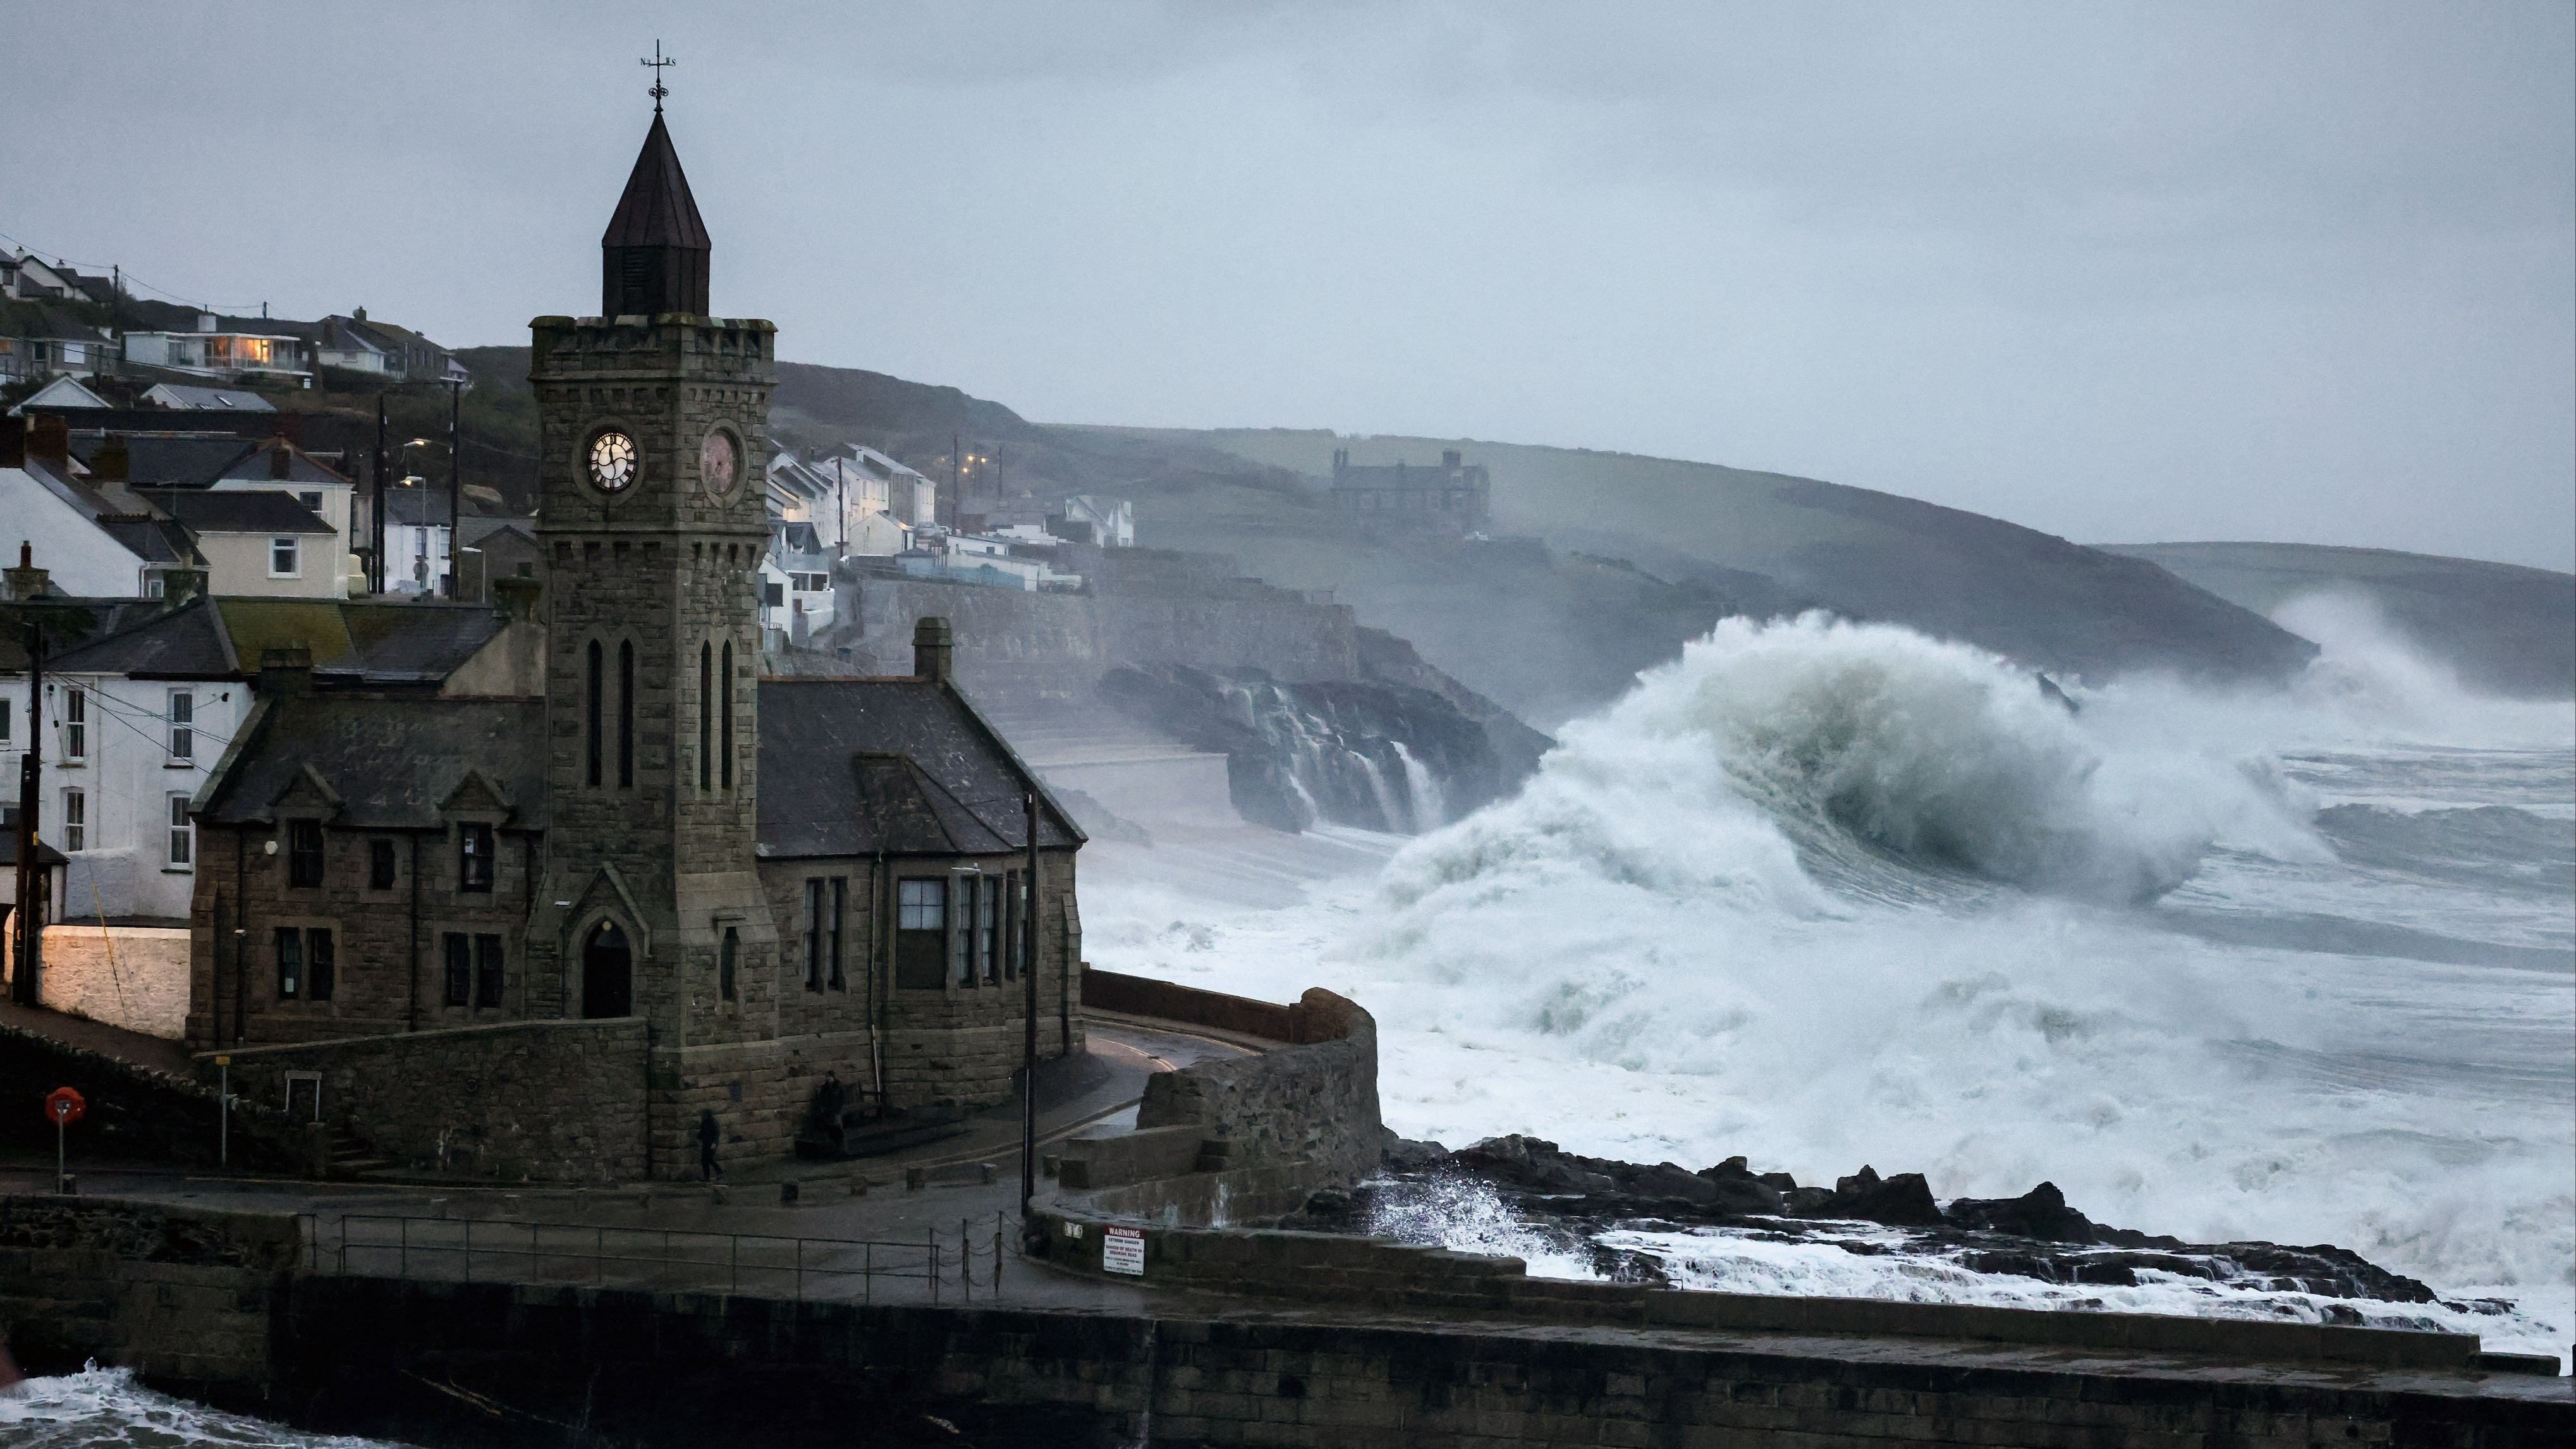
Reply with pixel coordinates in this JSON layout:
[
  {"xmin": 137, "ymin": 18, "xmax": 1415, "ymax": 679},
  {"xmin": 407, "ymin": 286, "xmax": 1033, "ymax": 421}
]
[
  {"xmin": 1087, "ymin": 427, "xmax": 2317, "ymax": 702},
  {"xmin": 2100, "ymin": 542, "xmax": 2574, "ymax": 698}
]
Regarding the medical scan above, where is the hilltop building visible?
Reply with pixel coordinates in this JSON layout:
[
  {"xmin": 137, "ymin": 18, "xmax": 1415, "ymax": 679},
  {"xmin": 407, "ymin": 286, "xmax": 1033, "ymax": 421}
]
[
  {"xmin": 1329, "ymin": 448, "xmax": 1491, "ymax": 535},
  {"xmin": 171, "ymin": 109, "xmax": 1085, "ymax": 1182}
]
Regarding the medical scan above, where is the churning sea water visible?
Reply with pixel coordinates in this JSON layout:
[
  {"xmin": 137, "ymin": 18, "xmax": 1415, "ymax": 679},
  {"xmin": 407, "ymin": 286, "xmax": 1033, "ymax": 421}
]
[{"xmin": 1085, "ymin": 600, "xmax": 2575, "ymax": 1363}]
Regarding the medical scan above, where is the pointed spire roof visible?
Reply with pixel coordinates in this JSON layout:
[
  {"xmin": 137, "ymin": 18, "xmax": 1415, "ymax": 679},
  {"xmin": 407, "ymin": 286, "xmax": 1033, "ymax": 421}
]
[{"xmin": 602, "ymin": 113, "xmax": 711, "ymax": 251}]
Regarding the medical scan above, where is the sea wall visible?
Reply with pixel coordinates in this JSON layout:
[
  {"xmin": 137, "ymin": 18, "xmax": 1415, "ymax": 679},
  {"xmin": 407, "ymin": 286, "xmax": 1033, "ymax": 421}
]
[
  {"xmin": 2, "ymin": 1198, "xmax": 2563, "ymax": 1446},
  {"xmin": 0, "ymin": 1194, "xmax": 298, "ymax": 1410},
  {"xmin": 1055, "ymin": 972, "xmax": 1381, "ymax": 1222},
  {"xmin": 0, "ymin": 1015, "xmax": 303, "ymax": 1171},
  {"xmin": 194, "ymin": 1017, "xmax": 649, "ymax": 1183},
  {"xmin": 36, "ymin": 924, "xmax": 192, "ymax": 1041}
]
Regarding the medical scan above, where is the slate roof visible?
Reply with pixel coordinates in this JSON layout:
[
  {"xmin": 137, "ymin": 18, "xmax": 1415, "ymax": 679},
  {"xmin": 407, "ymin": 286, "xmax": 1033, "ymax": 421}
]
[
  {"xmin": 757, "ymin": 678, "xmax": 1083, "ymax": 859},
  {"xmin": 604, "ymin": 113, "xmax": 712, "ymax": 252},
  {"xmin": 0, "ymin": 597, "xmax": 183, "ymax": 672},
  {"xmin": 0, "ymin": 833, "xmax": 70, "ymax": 868},
  {"xmin": 70, "ymin": 432, "xmax": 346, "ymax": 489},
  {"xmin": 164, "ymin": 490, "xmax": 334, "ymax": 535},
  {"xmin": 144, "ymin": 384, "xmax": 276, "ymax": 412},
  {"xmin": 199, "ymin": 694, "xmax": 545, "ymax": 829},
  {"xmin": 95, "ymin": 517, "xmax": 201, "ymax": 566},
  {"xmin": 43, "ymin": 597, "xmax": 506, "ymax": 685}
]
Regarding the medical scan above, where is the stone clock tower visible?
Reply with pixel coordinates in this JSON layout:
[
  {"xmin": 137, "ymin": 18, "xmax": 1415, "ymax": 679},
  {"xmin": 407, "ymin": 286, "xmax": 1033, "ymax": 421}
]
[{"xmin": 528, "ymin": 109, "xmax": 778, "ymax": 1174}]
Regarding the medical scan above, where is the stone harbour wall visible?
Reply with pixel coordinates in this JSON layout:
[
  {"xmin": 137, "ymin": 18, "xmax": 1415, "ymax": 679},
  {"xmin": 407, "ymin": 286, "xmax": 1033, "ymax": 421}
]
[
  {"xmin": 0, "ymin": 1194, "xmax": 298, "ymax": 1411},
  {"xmin": 197, "ymin": 1018, "xmax": 649, "ymax": 1183},
  {"xmin": 38, "ymin": 924, "xmax": 192, "ymax": 1041}
]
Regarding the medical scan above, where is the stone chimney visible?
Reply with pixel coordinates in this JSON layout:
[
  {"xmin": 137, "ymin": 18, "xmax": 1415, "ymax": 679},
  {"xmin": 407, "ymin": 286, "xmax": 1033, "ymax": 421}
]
[
  {"xmin": 195, "ymin": 312, "xmax": 217, "ymax": 333},
  {"xmin": 1443, "ymin": 449, "xmax": 1462, "ymax": 470},
  {"xmin": 25, "ymin": 415, "xmax": 70, "ymax": 468},
  {"xmin": 91, "ymin": 432, "xmax": 130, "ymax": 484},
  {"xmin": 912, "ymin": 616, "xmax": 954, "ymax": 684},
  {"xmin": 269, "ymin": 441, "xmax": 291, "ymax": 480},
  {"xmin": 491, "ymin": 573, "xmax": 542, "ymax": 625},
  {"xmin": 3, "ymin": 542, "xmax": 50, "ymax": 602},
  {"xmin": 259, "ymin": 644, "xmax": 314, "ymax": 698},
  {"xmin": 159, "ymin": 566, "xmax": 208, "ymax": 608}
]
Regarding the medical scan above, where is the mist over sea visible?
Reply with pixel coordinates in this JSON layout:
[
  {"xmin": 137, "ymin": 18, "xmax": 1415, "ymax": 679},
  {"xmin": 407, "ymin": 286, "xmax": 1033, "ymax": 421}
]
[{"xmin": 1084, "ymin": 598, "xmax": 2576, "ymax": 1360}]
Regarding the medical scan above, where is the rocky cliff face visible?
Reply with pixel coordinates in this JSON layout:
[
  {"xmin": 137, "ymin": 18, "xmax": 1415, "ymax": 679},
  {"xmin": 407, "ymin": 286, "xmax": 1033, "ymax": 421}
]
[{"xmin": 1100, "ymin": 663, "xmax": 1522, "ymax": 834}]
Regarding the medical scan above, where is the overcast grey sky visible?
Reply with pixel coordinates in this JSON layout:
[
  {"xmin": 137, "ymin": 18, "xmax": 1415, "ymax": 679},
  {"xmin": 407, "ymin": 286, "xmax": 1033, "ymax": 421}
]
[{"xmin": 6, "ymin": 2, "xmax": 2570, "ymax": 569}]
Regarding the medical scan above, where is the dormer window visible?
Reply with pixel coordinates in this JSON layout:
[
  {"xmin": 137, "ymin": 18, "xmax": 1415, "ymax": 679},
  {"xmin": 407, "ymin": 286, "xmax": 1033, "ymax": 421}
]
[
  {"xmin": 287, "ymin": 819, "xmax": 324, "ymax": 888},
  {"xmin": 459, "ymin": 822, "xmax": 494, "ymax": 893}
]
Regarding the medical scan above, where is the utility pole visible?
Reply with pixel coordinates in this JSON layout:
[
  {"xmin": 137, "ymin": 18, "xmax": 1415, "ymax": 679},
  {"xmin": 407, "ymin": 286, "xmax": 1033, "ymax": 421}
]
[
  {"xmin": 949, "ymin": 429, "xmax": 961, "ymax": 532},
  {"xmin": 1020, "ymin": 790, "xmax": 1041, "ymax": 1218},
  {"xmin": 11, "ymin": 580, "xmax": 46, "ymax": 1008},
  {"xmin": 372, "ymin": 394, "xmax": 388, "ymax": 594},
  {"xmin": 446, "ymin": 378, "xmax": 462, "ymax": 598}
]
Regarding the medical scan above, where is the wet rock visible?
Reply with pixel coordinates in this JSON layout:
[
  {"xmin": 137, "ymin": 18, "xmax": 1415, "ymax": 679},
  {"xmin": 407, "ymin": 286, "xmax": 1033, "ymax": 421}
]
[
  {"xmin": 1808, "ymin": 1166, "xmax": 1945, "ymax": 1228},
  {"xmin": 1380, "ymin": 1137, "xmax": 1449, "ymax": 1173},
  {"xmin": 1944, "ymin": 1182, "xmax": 2098, "ymax": 1244},
  {"xmin": 1628, "ymin": 1163, "xmax": 1721, "ymax": 1206}
]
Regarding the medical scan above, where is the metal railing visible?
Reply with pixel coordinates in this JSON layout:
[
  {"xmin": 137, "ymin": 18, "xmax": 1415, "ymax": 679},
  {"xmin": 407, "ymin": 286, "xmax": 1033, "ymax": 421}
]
[{"xmin": 309, "ymin": 1213, "xmax": 1020, "ymax": 1304}]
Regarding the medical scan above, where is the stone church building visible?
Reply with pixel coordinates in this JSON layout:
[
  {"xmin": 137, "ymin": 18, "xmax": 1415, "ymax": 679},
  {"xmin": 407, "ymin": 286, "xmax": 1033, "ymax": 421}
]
[{"xmin": 182, "ymin": 113, "xmax": 1085, "ymax": 1181}]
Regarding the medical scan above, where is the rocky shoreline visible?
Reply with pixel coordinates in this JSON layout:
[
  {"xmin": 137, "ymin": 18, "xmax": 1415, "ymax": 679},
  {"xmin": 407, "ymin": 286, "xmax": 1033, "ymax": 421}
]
[{"xmin": 1283, "ymin": 1135, "xmax": 2466, "ymax": 1312}]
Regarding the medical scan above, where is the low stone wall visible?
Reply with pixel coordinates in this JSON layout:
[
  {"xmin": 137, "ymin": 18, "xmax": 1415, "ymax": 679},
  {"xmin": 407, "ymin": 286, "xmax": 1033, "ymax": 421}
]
[
  {"xmin": 0, "ymin": 1194, "xmax": 299, "ymax": 1409},
  {"xmin": 198, "ymin": 1018, "xmax": 649, "ymax": 1183},
  {"xmin": 1025, "ymin": 1204, "xmax": 2521, "ymax": 1373},
  {"xmin": 1056, "ymin": 979, "xmax": 1381, "ymax": 1223},
  {"xmin": 39, "ymin": 923, "xmax": 192, "ymax": 1041}
]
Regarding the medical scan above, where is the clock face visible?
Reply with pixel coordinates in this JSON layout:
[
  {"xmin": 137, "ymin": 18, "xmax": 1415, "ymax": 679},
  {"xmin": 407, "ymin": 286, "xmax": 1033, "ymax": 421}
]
[
  {"xmin": 587, "ymin": 430, "xmax": 637, "ymax": 492},
  {"xmin": 700, "ymin": 430, "xmax": 740, "ymax": 496}
]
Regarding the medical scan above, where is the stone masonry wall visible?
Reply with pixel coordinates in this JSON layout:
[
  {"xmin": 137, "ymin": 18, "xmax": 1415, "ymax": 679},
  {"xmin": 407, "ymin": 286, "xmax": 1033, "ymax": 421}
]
[
  {"xmin": 267, "ymin": 1275, "xmax": 2570, "ymax": 1448},
  {"xmin": 1133, "ymin": 987, "xmax": 1379, "ymax": 1178},
  {"xmin": 0, "ymin": 1194, "xmax": 298, "ymax": 1410},
  {"xmin": 197, "ymin": 1018, "xmax": 648, "ymax": 1182},
  {"xmin": 39, "ymin": 923, "xmax": 190, "ymax": 1039}
]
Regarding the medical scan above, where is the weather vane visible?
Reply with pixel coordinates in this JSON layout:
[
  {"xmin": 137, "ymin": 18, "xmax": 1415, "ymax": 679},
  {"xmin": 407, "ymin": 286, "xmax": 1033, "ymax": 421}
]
[{"xmin": 642, "ymin": 40, "xmax": 675, "ymax": 113}]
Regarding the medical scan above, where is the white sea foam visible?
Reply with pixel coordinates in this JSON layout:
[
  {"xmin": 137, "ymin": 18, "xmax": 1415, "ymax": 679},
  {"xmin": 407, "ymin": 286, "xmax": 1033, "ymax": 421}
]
[
  {"xmin": 0, "ymin": 1365, "xmax": 396, "ymax": 1446},
  {"xmin": 1083, "ymin": 609, "xmax": 2575, "ymax": 1363}
]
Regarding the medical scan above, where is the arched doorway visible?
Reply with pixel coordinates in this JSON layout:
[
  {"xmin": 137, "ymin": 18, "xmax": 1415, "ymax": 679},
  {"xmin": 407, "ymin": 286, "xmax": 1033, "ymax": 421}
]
[{"xmin": 582, "ymin": 920, "xmax": 633, "ymax": 1018}]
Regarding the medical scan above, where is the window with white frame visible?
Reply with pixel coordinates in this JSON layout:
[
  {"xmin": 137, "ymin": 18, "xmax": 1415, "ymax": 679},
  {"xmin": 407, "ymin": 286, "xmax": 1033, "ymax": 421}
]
[
  {"xmin": 61, "ymin": 686, "xmax": 85, "ymax": 761},
  {"xmin": 168, "ymin": 690, "xmax": 194, "ymax": 762},
  {"xmin": 270, "ymin": 536, "xmax": 300, "ymax": 577},
  {"xmin": 167, "ymin": 793, "xmax": 193, "ymax": 868},
  {"xmin": 62, "ymin": 788, "xmax": 85, "ymax": 852}
]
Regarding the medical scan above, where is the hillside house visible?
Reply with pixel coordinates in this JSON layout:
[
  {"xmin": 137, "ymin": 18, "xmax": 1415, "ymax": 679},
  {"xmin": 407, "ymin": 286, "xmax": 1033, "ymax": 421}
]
[{"xmin": 1330, "ymin": 448, "xmax": 1491, "ymax": 535}]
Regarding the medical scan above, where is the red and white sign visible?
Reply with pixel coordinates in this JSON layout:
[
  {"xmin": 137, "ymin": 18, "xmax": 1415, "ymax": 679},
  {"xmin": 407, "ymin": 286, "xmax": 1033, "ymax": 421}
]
[
  {"xmin": 45, "ymin": 1087, "xmax": 85, "ymax": 1126},
  {"xmin": 1101, "ymin": 1225, "xmax": 1145, "ymax": 1276}
]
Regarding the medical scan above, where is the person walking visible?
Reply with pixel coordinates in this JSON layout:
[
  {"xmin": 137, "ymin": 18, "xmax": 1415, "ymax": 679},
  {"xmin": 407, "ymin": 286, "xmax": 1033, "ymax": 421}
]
[{"xmin": 697, "ymin": 1109, "xmax": 723, "ymax": 1183}]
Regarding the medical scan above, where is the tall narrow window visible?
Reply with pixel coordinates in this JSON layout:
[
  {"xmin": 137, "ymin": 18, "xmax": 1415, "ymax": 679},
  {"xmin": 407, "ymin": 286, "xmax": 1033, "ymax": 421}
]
[
  {"xmin": 62, "ymin": 788, "xmax": 85, "ymax": 852},
  {"xmin": 896, "ymin": 878, "xmax": 946, "ymax": 990},
  {"xmin": 803, "ymin": 878, "xmax": 825, "ymax": 991},
  {"xmin": 61, "ymin": 687, "xmax": 85, "ymax": 762},
  {"xmin": 719, "ymin": 926, "xmax": 740, "ymax": 1001},
  {"xmin": 443, "ymin": 932, "xmax": 471, "ymax": 1006},
  {"xmin": 474, "ymin": 934, "xmax": 504, "ymax": 1008},
  {"xmin": 287, "ymin": 819, "xmax": 324, "ymax": 887},
  {"xmin": 167, "ymin": 690, "xmax": 194, "ymax": 762},
  {"xmin": 166, "ymin": 794, "xmax": 193, "ymax": 869},
  {"xmin": 617, "ymin": 640, "xmax": 635, "ymax": 788},
  {"xmin": 585, "ymin": 640, "xmax": 604, "ymax": 786},
  {"xmin": 719, "ymin": 640, "xmax": 735, "ymax": 788},
  {"xmin": 277, "ymin": 927, "xmax": 304, "ymax": 999},
  {"xmin": 979, "ymin": 874, "xmax": 999, "ymax": 984},
  {"xmin": 697, "ymin": 642, "xmax": 713, "ymax": 790},
  {"xmin": 368, "ymin": 838, "xmax": 397, "ymax": 891},
  {"xmin": 458, "ymin": 822, "xmax": 494, "ymax": 893},
  {"xmin": 827, "ymin": 877, "xmax": 846, "ymax": 991},
  {"xmin": 307, "ymin": 928, "xmax": 335, "ymax": 1003}
]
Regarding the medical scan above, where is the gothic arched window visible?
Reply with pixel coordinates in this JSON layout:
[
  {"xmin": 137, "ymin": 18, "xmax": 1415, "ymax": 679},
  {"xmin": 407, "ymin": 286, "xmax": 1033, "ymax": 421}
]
[
  {"xmin": 618, "ymin": 640, "xmax": 636, "ymax": 788},
  {"xmin": 585, "ymin": 639, "xmax": 604, "ymax": 788},
  {"xmin": 698, "ymin": 640, "xmax": 714, "ymax": 791},
  {"xmin": 719, "ymin": 640, "xmax": 735, "ymax": 789}
]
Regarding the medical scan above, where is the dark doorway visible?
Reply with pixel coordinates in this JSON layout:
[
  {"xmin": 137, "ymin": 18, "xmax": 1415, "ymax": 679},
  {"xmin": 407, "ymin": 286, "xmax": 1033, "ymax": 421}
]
[{"xmin": 583, "ymin": 920, "xmax": 633, "ymax": 1018}]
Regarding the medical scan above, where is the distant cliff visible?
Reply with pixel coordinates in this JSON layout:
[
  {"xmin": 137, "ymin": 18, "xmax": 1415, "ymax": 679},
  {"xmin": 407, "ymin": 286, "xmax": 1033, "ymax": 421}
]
[{"xmin": 2099, "ymin": 542, "xmax": 2575, "ymax": 699}]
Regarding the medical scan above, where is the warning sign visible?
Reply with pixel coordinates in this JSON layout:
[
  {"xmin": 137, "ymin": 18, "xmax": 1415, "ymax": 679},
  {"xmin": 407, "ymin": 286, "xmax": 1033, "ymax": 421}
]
[{"xmin": 1102, "ymin": 1225, "xmax": 1145, "ymax": 1276}]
